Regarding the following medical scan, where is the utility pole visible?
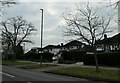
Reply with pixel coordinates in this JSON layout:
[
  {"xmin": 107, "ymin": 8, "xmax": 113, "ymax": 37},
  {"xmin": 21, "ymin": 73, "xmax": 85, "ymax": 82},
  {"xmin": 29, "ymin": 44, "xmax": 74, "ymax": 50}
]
[{"xmin": 40, "ymin": 9, "xmax": 43, "ymax": 67}]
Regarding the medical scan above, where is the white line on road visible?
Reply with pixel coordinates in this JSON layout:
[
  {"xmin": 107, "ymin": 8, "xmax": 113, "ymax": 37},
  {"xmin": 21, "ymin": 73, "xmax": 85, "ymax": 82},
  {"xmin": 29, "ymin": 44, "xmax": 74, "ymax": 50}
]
[{"xmin": 0, "ymin": 71, "xmax": 15, "ymax": 78}]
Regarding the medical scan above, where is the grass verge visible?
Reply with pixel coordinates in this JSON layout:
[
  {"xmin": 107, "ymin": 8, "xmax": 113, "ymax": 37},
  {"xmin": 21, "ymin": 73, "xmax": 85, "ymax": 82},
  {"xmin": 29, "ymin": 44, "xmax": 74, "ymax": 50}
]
[
  {"xmin": 0, "ymin": 60, "xmax": 2, "ymax": 64},
  {"xmin": 46, "ymin": 67, "xmax": 120, "ymax": 81},
  {"xmin": 2, "ymin": 60, "xmax": 34, "ymax": 66},
  {"xmin": 18, "ymin": 64, "xmax": 58, "ymax": 69},
  {"xmin": 2, "ymin": 60, "xmax": 58, "ymax": 69}
]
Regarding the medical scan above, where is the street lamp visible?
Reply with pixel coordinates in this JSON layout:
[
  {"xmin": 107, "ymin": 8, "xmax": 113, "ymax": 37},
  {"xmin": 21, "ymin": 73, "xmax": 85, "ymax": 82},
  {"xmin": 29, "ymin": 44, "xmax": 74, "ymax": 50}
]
[{"xmin": 40, "ymin": 9, "xmax": 43, "ymax": 67}]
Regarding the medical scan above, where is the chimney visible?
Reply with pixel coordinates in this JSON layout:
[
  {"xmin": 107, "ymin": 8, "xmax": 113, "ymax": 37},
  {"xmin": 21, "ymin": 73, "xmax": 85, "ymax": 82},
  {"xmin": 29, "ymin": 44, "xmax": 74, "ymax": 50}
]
[
  {"xmin": 104, "ymin": 34, "xmax": 107, "ymax": 39},
  {"xmin": 61, "ymin": 43, "xmax": 63, "ymax": 46}
]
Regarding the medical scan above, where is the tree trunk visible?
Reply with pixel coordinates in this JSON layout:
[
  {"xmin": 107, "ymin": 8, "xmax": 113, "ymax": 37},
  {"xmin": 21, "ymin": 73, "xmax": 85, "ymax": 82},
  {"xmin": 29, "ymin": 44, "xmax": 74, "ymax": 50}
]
[
  {"xmin": 94, "ymin": 52, "xmax": 99, "ymax": 72},
  {"xmin": 12, "ymin": 45, "xmax": 16, "ymax": 61},
  {"xmin": 12, "ymin": 44, "xmax": 24, "ymax": 60},
  {"xmin": 94, "ymin": 46, "xmax": 99, "ymax": 72}
]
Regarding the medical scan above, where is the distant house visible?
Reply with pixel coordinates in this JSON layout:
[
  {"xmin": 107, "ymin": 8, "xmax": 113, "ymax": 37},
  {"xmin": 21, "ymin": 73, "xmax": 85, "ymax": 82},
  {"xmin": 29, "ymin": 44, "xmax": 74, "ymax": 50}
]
[
  {"xmin": 26, "ymin": 45, "xmax": 61, "ymax": 55},
  {"xmin": 80, "ymin": 45, "xmax": 95, "ymax": 52},
  {"xmin": 43, "ymin": 45, "xmax": 62, "ymax": 55},
  {"xmin": 96, "ymin": 33, "xmax": 120, "ymax": 52},
  {"xmin": 26, "ymin": 40, "xmax": 86, "ymax": 56},
  {"xmin": 27, "ymin": 47, "xmax": 44, "ymax": 54},
  {"xmin": 43, "ymin": 40, "xmax": 86, "ymax": 55},
  {"xmin": 30, "ymin": 47, "xmax": 40, "ymax": 53},
  {"xmin": 63, "ymin": 40, "xmax": 85, "ymax": 51}
]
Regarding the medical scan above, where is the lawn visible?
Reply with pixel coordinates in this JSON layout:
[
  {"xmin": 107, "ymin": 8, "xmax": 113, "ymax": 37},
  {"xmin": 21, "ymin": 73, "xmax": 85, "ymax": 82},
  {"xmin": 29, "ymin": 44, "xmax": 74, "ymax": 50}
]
[
  {"xmin": 2, "ymin": 60, "xmax": 34, "ymax": 66},
  {"xmin": 47, "ymin": 67, "xmax": 120, "ymax": 81},
  {"xmin": 0, "ymin": 60, "xmax": 2, "ymax": 64},
  {"xmin": 18, "ymin": 64, "xmax": 58, "ymax": 69},
  {"xmin": 2, "ymin": 60, "xmax": 58, "ymax": 69}
]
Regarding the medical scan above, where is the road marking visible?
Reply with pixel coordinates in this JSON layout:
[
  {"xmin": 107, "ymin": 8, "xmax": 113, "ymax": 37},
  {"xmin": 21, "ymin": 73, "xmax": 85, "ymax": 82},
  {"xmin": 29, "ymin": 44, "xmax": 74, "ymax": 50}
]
[{"xmin": 0, "ymin": 71, "xmax": 15, "ymax": 78}]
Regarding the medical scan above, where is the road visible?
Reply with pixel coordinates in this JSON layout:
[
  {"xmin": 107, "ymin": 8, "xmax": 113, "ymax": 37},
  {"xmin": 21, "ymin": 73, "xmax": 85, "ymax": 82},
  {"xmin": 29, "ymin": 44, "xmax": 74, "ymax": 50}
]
[{"xmin": 1, "ymin": 65, "xmax": 104, "ymax": 82}]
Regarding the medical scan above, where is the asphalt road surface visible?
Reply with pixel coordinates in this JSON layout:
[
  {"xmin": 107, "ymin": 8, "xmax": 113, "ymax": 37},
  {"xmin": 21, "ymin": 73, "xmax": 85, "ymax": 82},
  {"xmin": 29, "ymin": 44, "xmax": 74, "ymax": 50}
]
[{"xmin": 1, "ymin": 65, "xmax": 104, "ymax": 83}]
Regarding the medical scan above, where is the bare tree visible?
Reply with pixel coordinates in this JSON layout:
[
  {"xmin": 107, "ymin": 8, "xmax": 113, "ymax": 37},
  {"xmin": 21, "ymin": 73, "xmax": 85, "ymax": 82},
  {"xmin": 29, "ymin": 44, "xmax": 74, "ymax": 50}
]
[
  {"xmin": 107, "ymin": 0, "xmax": 120, "ymax": 26},
  {"xmin": 62, "ymin": 3, "xmax": 113, "ymax": 71},
  {"xmin": 1, "ymin": 16, "xmax": 36, "ymax": 60},
  {"xmin": 107, "ymin": 0, "xmax": 120, "ymax": 8},
  {"xmin": 0, "ymin": 0, "xmax": 17, "ymax": 17}
]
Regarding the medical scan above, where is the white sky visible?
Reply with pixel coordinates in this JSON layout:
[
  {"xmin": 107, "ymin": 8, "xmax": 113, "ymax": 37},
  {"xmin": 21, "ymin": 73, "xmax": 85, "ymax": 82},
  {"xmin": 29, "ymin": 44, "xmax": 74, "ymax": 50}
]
[{"xmin": 2, "ymin": 0, "xmax": 119, "ymax": 52}]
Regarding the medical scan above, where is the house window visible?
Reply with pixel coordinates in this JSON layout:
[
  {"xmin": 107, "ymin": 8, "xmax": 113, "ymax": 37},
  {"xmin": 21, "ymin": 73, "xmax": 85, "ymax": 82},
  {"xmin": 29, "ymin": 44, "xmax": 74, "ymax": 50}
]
[{"xmin": 51, "ymin": 48, "xmax": 52, "ymax": 51}]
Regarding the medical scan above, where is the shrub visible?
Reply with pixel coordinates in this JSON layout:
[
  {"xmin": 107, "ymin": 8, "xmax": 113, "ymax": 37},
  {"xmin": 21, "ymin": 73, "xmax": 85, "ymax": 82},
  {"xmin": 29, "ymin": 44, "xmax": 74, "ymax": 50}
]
[
  {"xmin": 58, "ymin": 56, "xmax": 65, "ymax": 64},
  {"xmin": 60, "ymin": 51, "xmax": 86, "ymax": 63},
  {"xmin": 58, "ymin": 50, "xmax": 85, "ymax": 64},
  {"xmin": 6, "ymin": 54, "xmax": 14, "ymax": 60},
  {"xmin": 42, "ymin": 52, "xmax": 54, "ymax": 62},
  {"xmin": 18, "ymin": 52, "xmax": 33, "ymax": 60},
  {"xmin": 21, "ymin": 52, "xmax": 54, "ymax": 62},
  {"xmin": 83, "ymin": 52, "xmax": 120, "ymax": 67}
]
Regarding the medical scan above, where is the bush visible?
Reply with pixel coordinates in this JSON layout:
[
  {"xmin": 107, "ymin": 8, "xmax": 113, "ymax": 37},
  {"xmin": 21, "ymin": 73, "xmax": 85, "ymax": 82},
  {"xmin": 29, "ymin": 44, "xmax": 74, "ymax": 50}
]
[
  {"xmin": 20, "ymin": 52, "xmax": 54, "ymax": 62},
  {"xmin": 83, "ymin": 52, "xmax": 120, "ymax": 67},
  {"xmin": 58, "ymin": 56, "xmax": 65, "ymax": 64},
  {"xmin": 42, "ymin": 52, "xmax": 54, "ymax": 62},
  {"xmin": 60, "ymin": 51, "xmax": 85, "ymax": 64},
  {"xmin": 18, "ymin": 51, "xmax": 33, "ymax": 60},
  {"xmin": 58, "ymin": 56, "xmax": 77, "ymax": 64},
  {"xmin": 5, "ymin": 54, "xmax": 14, "ymax": 60},
  {"xmin": 83, "ymin": 54, "xmax": 95, "ymax": 65}
]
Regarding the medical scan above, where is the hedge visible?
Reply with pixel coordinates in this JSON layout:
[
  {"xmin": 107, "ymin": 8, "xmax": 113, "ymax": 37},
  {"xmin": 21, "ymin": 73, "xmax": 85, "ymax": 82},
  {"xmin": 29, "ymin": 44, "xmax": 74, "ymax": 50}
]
[
  {"xmin": 83, "ymin": 52, "xmax": 120, "ymax": 67},
  {"xmin": 18, "ymin": 52, "xmax": 54, "ymax": 62},
  {"xmin": 58, "ymin": 51, "xmax": 86, "ymax": 64}
]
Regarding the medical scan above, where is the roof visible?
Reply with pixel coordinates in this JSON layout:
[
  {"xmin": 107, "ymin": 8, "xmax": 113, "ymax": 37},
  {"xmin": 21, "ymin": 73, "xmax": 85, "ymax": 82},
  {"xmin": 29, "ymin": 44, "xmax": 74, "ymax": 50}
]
[
  {"xmin": 31, "ymin": 47, "xmax": 44, "ymax": 51},
  {"xmin": 27, "ymin": 40, "xmax": 86, "ymax": 52},
  {"xmin": 43, "ymin": 45, "xmax": 61, "ymax": 49},
  {"xmin": 110, "ymin": 33, "xmax": 120, "ymax": 43},
  {"xmin": 80, "ymin": 45, "xmax": 95, "ymax": 52},
  {"xmin": 64, "ymin": 40, "xmax": 85, "ymax": 47},
  {"xmin": 42, "ymin": 40, "xmax": 86, "ymax": 49},
  {"xmin": 96, "ymin": 33, "xmax": 120, "ymax": 45}
]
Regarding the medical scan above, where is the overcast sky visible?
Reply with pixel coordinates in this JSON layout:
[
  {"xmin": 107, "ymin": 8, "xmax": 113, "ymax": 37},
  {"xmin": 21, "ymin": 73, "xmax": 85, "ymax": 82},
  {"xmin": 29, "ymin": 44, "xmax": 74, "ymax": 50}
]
[{"xmin": 2, "ymin": 0, "xmax": 119, "ymax": 52}]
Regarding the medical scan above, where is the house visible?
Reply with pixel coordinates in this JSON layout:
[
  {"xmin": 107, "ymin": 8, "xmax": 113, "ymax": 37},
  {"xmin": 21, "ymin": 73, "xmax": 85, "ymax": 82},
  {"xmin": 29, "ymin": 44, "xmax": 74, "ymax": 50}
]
[
  {"xmin": 63, "ymin": 40, "xmax": 85, "ymax": 51},
  {"xmin": 43, "ymin": 45, "xmax": 62, "ymax": 55},
  {"xmin": 80, "ymin": 45, "xmax": 95, "ymax": 52},
  {"xmin": 27, "ymin": 45, "xmax": 61, "ymax": 55},
  {"xmin": 96, "ymin": 33, "xmax": 120, "ymax": 52},
  {"xmin": 26, "ymin": 40, "xmax": 86, "ymax": 56},
  {"xmin": 28, "ymin": 47, "xmax": 43, "ymax": 54},
  {"xmin": 43, "ymin": 40, "xmax": 86, "ymax": 54}
]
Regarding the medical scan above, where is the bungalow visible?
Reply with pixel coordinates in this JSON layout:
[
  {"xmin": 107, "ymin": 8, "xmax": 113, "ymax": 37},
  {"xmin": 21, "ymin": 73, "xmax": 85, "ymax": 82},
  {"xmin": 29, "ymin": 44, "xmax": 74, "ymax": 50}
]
[
  {"xmin": 27, "ymin": 40, "xmax": 86, "ymax": 55},
  {"xmin": 43, "ymin": 45, "xmax": 62, "ymax": 55},
  {"xmin": 96, "ymin": 33, "xmax": 120, "ymax": 52},
  {"xmin": 44, "ymin": 40, "xmax": 86, "ymax": 60},
  {"xmin": 63, "ymin": 40, "xmax": 85, "ymax": 51}
]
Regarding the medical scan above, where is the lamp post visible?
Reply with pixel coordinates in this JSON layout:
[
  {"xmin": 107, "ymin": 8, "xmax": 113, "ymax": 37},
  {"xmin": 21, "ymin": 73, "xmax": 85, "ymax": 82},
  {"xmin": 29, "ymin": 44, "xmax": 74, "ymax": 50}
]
[{"xmin": 40, "ymin": 9, "xmax": 43, "ymax": 67}]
